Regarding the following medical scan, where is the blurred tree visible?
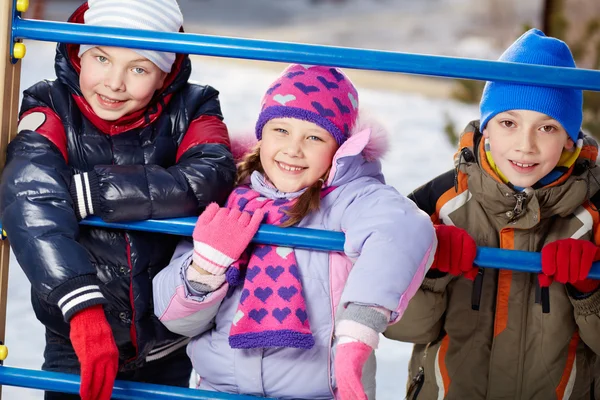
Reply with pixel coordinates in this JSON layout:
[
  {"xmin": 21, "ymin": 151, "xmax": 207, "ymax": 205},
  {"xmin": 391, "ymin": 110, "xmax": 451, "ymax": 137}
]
[
  {"xmin": 447, "ymin": 0, "xmax": 600, "ymax": 142},
  {"xmin": 541, "ymin": 0, "xmax": 600, "ymax": 137}
]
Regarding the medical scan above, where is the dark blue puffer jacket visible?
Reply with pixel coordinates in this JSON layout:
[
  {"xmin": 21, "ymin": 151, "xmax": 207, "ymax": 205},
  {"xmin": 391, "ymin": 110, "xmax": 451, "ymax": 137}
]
[{"xmin": 0, "ymin": 3, "xmax": 236, "ymax": 367}]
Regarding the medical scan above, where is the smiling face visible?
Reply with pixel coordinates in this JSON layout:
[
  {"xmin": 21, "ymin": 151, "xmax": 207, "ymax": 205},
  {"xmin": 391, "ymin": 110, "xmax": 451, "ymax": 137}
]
[
  {"xmin": 483, "ymin": 110, "xmax": 574, "ymax": 188},
  {"xmin": 79, "ymin": 46, "xmax": 167, "ymax": 121},
  {"xmin": 259, "ymin": 118, "xmax": 339, "ymax": 193}
]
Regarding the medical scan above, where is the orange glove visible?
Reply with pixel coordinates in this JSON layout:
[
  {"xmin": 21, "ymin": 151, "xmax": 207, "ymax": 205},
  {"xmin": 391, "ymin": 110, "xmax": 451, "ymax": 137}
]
[
  {"xmin": 431, "ymin": 225, "xmax": 478, "ymax": 280},
  {"xmin": 70, "ymin": 305, "xmax": 119, "ymax": 400},
  {"xmin": 539, "ymin": 238, "xmax": 600, "ymax": 293}
]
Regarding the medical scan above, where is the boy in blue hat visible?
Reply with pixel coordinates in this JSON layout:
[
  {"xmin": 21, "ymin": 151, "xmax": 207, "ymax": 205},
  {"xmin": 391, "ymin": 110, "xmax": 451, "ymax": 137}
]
[{"xmin": 385, "ymin": 29, "xmax": 600, "ymax": 399}]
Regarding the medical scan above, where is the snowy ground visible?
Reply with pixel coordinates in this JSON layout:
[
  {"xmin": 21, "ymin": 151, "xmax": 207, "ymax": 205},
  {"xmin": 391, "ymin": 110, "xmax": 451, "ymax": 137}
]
[{"xmin": 2, "ymin": 39, "xmax": 478, "ymax": 399}]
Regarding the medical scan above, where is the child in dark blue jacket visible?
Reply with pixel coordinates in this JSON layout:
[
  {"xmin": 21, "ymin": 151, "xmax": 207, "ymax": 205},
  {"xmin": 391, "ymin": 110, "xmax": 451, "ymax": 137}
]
[{"xmin": 0, "ymin": 0, "xmax": 235, "ymax": 398}]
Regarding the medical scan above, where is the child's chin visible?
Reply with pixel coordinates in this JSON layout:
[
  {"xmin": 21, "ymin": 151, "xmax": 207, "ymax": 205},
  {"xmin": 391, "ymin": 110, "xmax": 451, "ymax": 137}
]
[
  {"xmin": 510, "ymin": 178, "xmax": 538, "ymax": 188},
  {"xmin": 92, "ymin": 108, "xmax": 122, "ymax": 121}
]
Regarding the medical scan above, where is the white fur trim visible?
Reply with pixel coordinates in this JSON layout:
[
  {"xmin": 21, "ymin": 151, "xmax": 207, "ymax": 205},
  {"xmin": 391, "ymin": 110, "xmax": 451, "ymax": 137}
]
[{"xmin": 348, "ymin": 113, "xmax": 390, "ymax": 161}]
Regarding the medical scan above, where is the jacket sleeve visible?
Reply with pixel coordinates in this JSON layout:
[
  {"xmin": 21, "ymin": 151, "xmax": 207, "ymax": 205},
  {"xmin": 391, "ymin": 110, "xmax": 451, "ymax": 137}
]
[
  {"xmin": 0, "ymin": 106, "xmax": 106, "ymax": 322},
  {"xmin": 338, "ymin": 179, "xmax": 436, "ymax": 316},
  {"xmin": 383, "ymin": 171, "xmax": 456, "ymax": 343},
  {"xmin": 568, "ymin": 288, "xmax": 600, "ymax": 354},
  {"xmin": 71, "ymin": 88, "xmax": 236, "ymax": 222},
  {"xmin": 565, "ymin": 189, "xmax": 600, "ymax": 354},
  {"xmin": 153, "ymin": 240, "xmax": 228, "ymax": 338},
  {"xmin": 384, "ymin": 274, "xmax": 453, "ymax": 344}
]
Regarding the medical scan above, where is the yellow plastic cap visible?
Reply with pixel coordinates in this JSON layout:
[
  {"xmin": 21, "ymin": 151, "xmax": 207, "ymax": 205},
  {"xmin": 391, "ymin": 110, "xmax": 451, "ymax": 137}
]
[
  {"xmin": 13, "ymin": 43, "xmax": 26, "ymax": 59},
  {"xmin": 16, "ymin": 0, "xmax": 29, "ymax": 13}
]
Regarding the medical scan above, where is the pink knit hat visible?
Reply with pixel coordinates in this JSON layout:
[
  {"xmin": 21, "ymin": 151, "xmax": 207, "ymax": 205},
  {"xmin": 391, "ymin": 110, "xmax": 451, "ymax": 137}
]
[{"xmin": 255, "ymin": 64, "xmax": 359, "ymax": 145}]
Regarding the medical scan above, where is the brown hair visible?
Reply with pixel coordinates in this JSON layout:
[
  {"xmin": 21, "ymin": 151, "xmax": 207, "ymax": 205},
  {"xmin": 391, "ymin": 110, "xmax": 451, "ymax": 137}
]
[{"xmin": 236, "ymin": 144, "xmax": 326, "ymax": 228}]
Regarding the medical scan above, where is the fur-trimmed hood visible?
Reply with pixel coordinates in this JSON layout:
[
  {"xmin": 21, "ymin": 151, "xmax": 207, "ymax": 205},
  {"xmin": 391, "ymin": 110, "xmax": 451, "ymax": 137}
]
[{"xmin": 231, "ymin": 113, "xmax": 390, "ymax": 187}]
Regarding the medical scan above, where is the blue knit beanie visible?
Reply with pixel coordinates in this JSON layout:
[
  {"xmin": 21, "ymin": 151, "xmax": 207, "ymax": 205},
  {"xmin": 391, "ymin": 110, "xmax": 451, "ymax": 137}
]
[{"xmin": 479, "ymin": 29, "xmax": 582, "ymax": 141}]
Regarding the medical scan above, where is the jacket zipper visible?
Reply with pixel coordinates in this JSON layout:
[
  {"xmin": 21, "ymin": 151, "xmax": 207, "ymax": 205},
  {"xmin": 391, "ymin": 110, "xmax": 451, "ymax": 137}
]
[
  {"xmin": 124, "ymin": 234, "xmax": 139, "ymax": 361},
  {"xmin": 507, "ymin": 191, "xmax": 527, "ymax": 223},
  {"xmin": 406, "ymin": 367, "xmax": 425, "ymax": 399}
]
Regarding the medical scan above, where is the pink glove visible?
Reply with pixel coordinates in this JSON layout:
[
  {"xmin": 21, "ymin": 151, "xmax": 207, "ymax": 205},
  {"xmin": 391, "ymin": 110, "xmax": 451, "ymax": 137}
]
[
  {"xmin": 192, "ymin": 203, "xmax": 264, "ymax": 275},
  {"xmin": 334, "ymin": 340, "xmax": 372, "ymax": 400}
]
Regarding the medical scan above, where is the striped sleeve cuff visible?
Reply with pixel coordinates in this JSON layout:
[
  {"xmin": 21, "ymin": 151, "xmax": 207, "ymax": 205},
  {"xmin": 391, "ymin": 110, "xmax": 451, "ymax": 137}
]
[
  {"xmin": 338, "ymin": 303, "xmax": 390, "ymax": 331},
  {"xmin": 336, "ymin": 320, "xmax": 380, "ymax": 349},
  {"xmin": 192, "ymin": 241, "xmax": 236, "ymax": 275},
  {"xmin": 69, "ymin": 171, "xmax": 101, "ymax": 220},
  {"xmin": 335, "ymin": 304, "xmax": 391, "ymax": 349},
  {"xmin": 47, "ymin": 275, "xmax": 107, "ymax": 322},
  {"xmin": 186, "ymin": 263, "xmax": 227, "ymax": 293}
]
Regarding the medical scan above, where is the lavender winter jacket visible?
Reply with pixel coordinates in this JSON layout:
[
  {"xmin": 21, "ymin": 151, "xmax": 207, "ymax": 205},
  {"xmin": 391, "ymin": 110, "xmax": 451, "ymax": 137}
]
[{"xmin": 153, "ymin": 123, "xmax": 436, "ymax": 399}]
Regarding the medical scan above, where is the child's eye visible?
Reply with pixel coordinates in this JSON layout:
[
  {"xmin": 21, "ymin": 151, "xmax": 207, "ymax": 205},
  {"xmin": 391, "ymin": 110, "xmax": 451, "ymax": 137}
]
[
  {"xmin": 132, "ymin": 67, "xmax": 146, "ymax": 75},
  {"xmin": 308, "ymin": 135, "xmax": 323, "ymax": 142},
  {"xmin": 274, "ymin": 128, "xmax": 288, "ymax": 134},
  {"xmin": 96, "ymin": 56, "xmax": 108, "ymax": 63},
  {"xmin": 500, "ymin": 120, "xmax": 515, "ymax": 128},
  {"xmin": 540, "ymin": 125, "xmax": 556, "ymax": 133}
]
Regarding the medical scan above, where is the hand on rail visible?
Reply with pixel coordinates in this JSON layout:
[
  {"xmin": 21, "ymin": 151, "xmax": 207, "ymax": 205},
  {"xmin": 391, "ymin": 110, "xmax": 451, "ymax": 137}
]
[
  {"xmin": 430, "ymin": 225, "xmax": 478, "ymax": 280},
  {"xmin": 539, "ymin": 238, "xmax": 600, "ymax": 293},
  {"xmin": 70, "ymin": 305, "xmax": 118, "ymax": 400},
  {"xmin": 192, "ymin": 203, "xmax": 264, "ymax": 275}
]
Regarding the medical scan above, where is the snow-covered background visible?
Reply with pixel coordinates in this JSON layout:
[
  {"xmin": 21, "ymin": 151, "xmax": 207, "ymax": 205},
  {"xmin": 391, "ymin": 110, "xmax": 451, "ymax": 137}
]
[{"xmin": 4, "ymin": 0, "xmax": 545, "ymax": 398}]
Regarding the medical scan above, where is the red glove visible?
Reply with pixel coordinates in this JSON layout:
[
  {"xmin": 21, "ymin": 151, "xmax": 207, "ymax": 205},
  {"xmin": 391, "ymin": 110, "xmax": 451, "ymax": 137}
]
[
  {"xmin": 334, "ymin": 341, "xmax": 372, "ymax": 400},
  {"xmin": 192, "ymin": 203, "xmax": 264, "ymax": 275},
  {"xmin": 70, "ymin": 305, "xmax": 119, "ymax": 400},
  {"xmin": 431, "ymin": 225, "xmax": 478, "ymax": 280},
  {"xmin": 539, "ymin": 239, "xmax": 600, "ymax": 293}
]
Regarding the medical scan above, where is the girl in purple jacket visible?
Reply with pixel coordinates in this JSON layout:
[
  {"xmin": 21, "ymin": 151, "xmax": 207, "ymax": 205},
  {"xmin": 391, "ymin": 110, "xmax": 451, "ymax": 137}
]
[{"xmin": 152, "ymin": 64, "xmax": 435, "ymax": 399}]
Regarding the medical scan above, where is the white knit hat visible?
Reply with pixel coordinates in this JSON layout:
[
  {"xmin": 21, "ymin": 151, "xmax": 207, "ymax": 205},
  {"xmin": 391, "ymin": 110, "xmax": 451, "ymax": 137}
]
[{"xmin": 78, "ymin": 0, "xmax": 183, "ymax": 73}]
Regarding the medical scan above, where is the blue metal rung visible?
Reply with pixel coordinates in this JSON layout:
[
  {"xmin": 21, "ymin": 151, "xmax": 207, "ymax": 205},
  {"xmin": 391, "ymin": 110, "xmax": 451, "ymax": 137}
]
[
  {"xmin": 0, "ymin": 366, "xmax": 262, "ymax": 399},
  {"xmin": 10, "ymin": 17, "xmax": 600, "ymax": 91},
  {"xmin": 1, "ymin": 216, "xmax": 600, "ymax": 278}
]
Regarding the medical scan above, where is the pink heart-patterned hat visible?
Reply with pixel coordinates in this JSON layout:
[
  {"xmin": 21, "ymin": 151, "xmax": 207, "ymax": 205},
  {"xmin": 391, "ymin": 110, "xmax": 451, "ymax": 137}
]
[{"xmin": 255, "ymin": 64, "xmax": 359, "ymax": 145}]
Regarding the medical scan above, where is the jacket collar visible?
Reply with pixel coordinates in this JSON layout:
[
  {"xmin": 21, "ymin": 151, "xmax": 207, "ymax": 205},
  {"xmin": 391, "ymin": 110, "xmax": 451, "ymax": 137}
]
[{"xmin": 456, "ymin": 121, "xmax": 600, "ymax": 228}]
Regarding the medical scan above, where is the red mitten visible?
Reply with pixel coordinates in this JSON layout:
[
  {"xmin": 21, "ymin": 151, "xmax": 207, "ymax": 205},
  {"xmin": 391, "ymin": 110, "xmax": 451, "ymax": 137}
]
[
  {"xmin": 539, "ymin": 238, "xmax": 600, "ymax": 293},
  {"xmin": 70, "ymin": 305, "xmax": 119, "ymax": 400},
  {"xmin": 334, "ymin": 340, "xmax": 372, "ymax": 400},
  {"xmin": 192, "ymin": 203, "xmax": 264, "ymax": 275},
  {"xmin": 431, "ymin": 225, "xmax": 478, "ymax": 280}
]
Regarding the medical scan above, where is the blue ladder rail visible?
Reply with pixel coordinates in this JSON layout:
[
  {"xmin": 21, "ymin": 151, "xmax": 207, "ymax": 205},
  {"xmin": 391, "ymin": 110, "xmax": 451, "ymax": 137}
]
[
  {"xmin": 1, "ymin": 216, "xmax": 599, "ymax": 279},
  {"xmin": 0, "ymin": 366, "xmax": 263, "ymax": 399},
  {"xmin": 10, "ymin": 17, "xmax": 600, "ymax": 91}
]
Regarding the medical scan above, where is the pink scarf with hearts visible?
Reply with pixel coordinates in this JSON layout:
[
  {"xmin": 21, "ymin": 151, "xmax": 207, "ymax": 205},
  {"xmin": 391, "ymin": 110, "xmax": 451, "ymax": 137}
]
[{"xmin": 225, "ymin": 185, "xmax": 314, "ymax": 349}]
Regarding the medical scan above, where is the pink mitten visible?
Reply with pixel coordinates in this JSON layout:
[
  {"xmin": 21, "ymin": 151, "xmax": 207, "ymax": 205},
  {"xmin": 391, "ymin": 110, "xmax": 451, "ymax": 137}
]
[
  {"xmin": 334, "ymin": 340, "xmax": 372, "ymax": 400},
  {"xmin": 193, "ymin": 203, "xmax": 264, "ymax": 275}
]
